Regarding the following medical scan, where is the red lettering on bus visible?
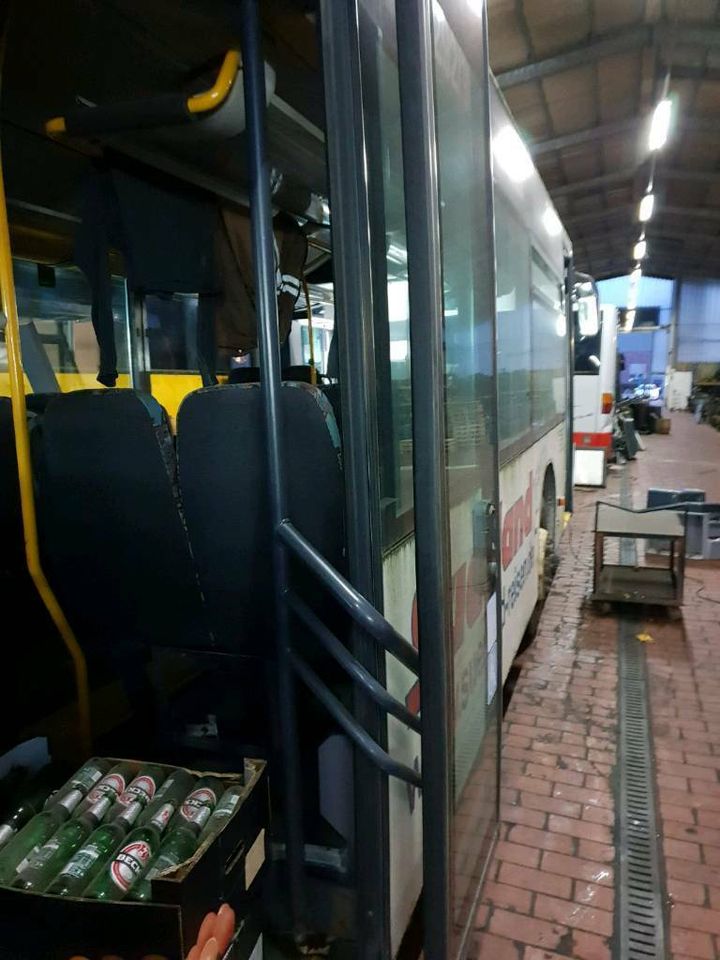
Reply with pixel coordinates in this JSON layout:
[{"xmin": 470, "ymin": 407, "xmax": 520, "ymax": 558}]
[{"xmin": 501, "ymin": 475, "xmax": 534, "ymax": 571}]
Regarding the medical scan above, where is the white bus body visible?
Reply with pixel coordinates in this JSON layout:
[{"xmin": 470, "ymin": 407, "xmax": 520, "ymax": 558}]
[
  {"xmin": 382, "ymin": 76, "xmax": 571, "ymax": 953},
  {"xmin": 573, "ymin": 304, "xmax": 618, "ymax": 458}
]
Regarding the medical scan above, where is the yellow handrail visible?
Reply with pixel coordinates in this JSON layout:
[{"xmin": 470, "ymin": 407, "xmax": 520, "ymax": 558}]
[
  {"xmin": 46, "ymin": 50, "xmax": 241, "ymax": 136},
  {"xmin": 0, "ymin": 148, "xmax": 92, "ymax": 757},
  {"xmin": 187, "ymin": 49, "xmax": 241, "ymax": 114}
]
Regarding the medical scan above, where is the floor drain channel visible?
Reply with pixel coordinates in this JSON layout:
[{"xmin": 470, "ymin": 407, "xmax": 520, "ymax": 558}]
[{"xmin": 616, "ymin": 466, "xmax": 668, "ymax": 960}]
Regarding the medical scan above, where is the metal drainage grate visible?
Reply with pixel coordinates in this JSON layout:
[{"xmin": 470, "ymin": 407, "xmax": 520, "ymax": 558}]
[
  {"xmin": 616, "ymin": 467, "xmax": 668, "ymax": 960},
  {"xmin": 617, "ymin": 618, "xmax": 668, "ymax": 960}
]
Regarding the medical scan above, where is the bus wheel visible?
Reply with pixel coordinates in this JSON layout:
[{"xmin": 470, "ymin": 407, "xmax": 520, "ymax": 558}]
[{"xmin": 539, "ymin": 467, "xmax": 558, "ymax": 596}]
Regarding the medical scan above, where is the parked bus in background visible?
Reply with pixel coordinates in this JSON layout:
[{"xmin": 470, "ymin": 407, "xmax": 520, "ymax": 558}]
[{"xmin": 573, "ymin": 274, "xmax": 618, "ymax": 465}]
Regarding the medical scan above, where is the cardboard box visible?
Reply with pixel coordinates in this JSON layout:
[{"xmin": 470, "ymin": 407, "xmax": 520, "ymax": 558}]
[
  {"xmin": 0, "ymin": 758, "xmax": 268, "ymax": 960},
  {"xmin": 656, "ymin": 417, "xmax": 671, "ymax": 434}
]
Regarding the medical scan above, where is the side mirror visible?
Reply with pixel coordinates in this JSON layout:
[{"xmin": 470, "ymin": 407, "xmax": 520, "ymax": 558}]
[{"xmin": 576, "ymin": 295, "xmax": 599, "ymax": 336}]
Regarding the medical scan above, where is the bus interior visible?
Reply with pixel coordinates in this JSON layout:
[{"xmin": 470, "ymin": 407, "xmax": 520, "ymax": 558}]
[{"xmin": 0, "ymin": 1, "xmax": 593, "ymax": 958}]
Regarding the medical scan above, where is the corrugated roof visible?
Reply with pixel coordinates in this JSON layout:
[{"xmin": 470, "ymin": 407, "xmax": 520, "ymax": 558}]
[{"xmin": 489, "ymin": 0, "xmax": 720, "ymax": 279}]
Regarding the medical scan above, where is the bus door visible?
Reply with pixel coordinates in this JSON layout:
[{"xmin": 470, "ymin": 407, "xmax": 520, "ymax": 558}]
[{"xmin": 322, "ymin": 3, "xmax": 502, "ymax": 958}]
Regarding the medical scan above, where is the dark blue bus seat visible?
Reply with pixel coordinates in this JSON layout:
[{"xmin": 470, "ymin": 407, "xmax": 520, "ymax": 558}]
[
  {"xmin": 36, "ymin": 390, "xmax": 211, "ymax": 661},
  {"xmin": 176, "ymin": 381, "xmax": 345, "ymax": 655},
  {"xmin": 177, "ymin": 381, "xmax": 348, "ymax": 821}
]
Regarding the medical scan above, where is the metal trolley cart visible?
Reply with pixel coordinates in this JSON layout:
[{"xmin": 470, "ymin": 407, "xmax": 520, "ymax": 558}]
[{"xmin": 592, "ymin": 502, "xmax": 686, "ymax": 607}]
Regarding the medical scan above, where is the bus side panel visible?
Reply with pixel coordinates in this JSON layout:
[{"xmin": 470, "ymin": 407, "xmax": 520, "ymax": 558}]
[
  {"xmin": 383, "ymin": 488, "xmax": 501, "ymax": 953},
  {"xmin": 573, "ymin": 306, "xmax": 616, "ymax": 450},
  {"xmin": 599, "ymin": 305, "xmax": 618, "ymax": 434},
  {"xmin": 499, "ymin": 424, "xmax": 565, "ymax": 681},
  {"xmin": 383, "ymin": 541, "xmax": 422, "ymax": 957},
  {"xmin": 573, "ymin": 372, "xmax": 601, "ymax": 438}
]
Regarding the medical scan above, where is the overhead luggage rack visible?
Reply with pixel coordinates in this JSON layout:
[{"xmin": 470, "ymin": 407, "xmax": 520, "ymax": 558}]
[{"xmin": 592, "ymin": 502, "xmax": 686, "ymax": 607}]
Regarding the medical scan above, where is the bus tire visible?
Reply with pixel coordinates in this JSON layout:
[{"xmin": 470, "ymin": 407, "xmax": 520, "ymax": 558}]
[{"xmin": 539, "ymin": 466, "xmax": 558, "ymax": 595}]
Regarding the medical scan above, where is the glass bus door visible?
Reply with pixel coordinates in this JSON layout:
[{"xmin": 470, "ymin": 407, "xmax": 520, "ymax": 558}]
[{"xmin": 321, "ymin": 2, "xmax": 501, "ymax": 958}]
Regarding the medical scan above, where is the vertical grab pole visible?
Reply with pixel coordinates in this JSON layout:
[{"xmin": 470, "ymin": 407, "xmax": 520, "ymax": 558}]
[
  {"xmin": 238, "ymin": 0, "xmax": 306, "ymax": 936},
  {"xmin": 565, "ymin": 254, "xmax": 575, "ymax": 514},
  {"xmin": 396, "ymin": 4, "xmax": 453, "ymax": 959},
  {"xmin": 0, "ymin": 147, "xmax": 92, "ymax": 758},
  {"xmin": 319, "ymin": 1, "xmax": 391, "ymax": 956}
]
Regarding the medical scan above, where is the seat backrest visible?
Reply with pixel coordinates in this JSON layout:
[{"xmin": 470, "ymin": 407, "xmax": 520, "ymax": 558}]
[
  {"xmin": 227, "ymin": 366, "xmax": 261, "ymax": 384},
  {"xmin": 176, "ymin": 382, "xmax": 345, "ymax": 654},
  {"xmin": 36, "ymin": 390, "xmax": 211, "ymax": 657}
]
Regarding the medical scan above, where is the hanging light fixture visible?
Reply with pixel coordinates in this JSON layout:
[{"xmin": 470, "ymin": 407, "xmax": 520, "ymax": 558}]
[
  {"xmin": 649, "ymin": 98, "xmax": 672, "ymax": 151},
  {"xmin": 633, "ymin": 238, "xmax": 647, "ymax": 260},
  {"xmin": 638, "ymin": 193, "xmax": 655, "ymax": 222}
]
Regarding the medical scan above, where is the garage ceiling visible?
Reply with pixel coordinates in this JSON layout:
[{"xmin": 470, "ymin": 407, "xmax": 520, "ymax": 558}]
[{"xmin": 488, "ymin": 0, "xmax": 720, "ymax": 280}]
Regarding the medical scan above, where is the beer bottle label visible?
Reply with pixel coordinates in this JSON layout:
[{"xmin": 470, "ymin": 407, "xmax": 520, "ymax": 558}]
[
  {"xmin": 0, "ymin": 824, "xmax": 16, "ymax": 847},
  {"xmin": 57, "ymin": 789, "xmax": 84, "ymax": 814},
  {"xmin": 85, "ymin": 772, "xmax": 127, "ymax": 806},
  {"xmin": 150, "ymin": 803, "xmax": 175, "ymax": 830},
  {"xmin": 87, "ymin": 794, "xmax": 113, "ymax": 823},
  {"xmin": 22, "ymin": 836, "xmax": 61, "ymax": 872},
  {"xmin": 71, "ymin": 762, "xmax": 106, "ymax": 794},
  {"xmin": 58, "ymin": 843, "xmax": 101, "ymax": 880},
  {"xmin": 116, "ymin": 775, "xmax": 158, "ymax": 809},
  {"xmin": 110, "ymin": 840, "xmax": 153, "ymax": 893},
  {"xmin": 15, "ymin": 844, "xmax": 41, "ymax": 875},
  {"xmin": 217, "ymin": 792, "xmax": 241, "ymax": 817},
  {"xmin": 117, "ymin": 800, "xmax": 144, "ymax": 828},
  {"xmin": 179, "ymin": 787, "xmax": 217, "ymax": 825}
]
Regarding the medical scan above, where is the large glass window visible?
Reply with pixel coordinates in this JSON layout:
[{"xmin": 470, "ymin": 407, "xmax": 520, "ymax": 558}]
[
  {"xmin": 360, "ymin": 0, "xmax": 413, "ymax": 550},
  {"xmin": 357, "ymin": 6, "xmax": 420, "ymax": 955},
  {"xmin": 530, "ymin": 250, "xmax": 566, "ymax": 431},
  {"xmin": 495, "ymin": 194, "xmax": 531, "ymax": 448},
  {"xmin": 433, "ymin": 4, "xmax": 499, "ymax": 950},
  {"xmin": 0, "ymin": 261, "xmax": 130, "ymax": 394},
  {"xmin": 144, "ymin": 293, "xmax": 198, "ymax": 372}
]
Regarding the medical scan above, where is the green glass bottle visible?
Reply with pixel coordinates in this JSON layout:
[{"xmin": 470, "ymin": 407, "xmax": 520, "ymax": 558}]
[
  {"xmin": 106, "ymin": 764, "xmax": 167, "ymax": 820},
  {"xmin": 168, "ymin": 776, "xmax": 223, "ymax": 833},
  {"xmin": 198, "ymin": 785, "xmax": 244, "ymax": 842},
  {"xmin": 83, "ymin": 800, "xmax": 176, "ymax": 901},
  {"xmin": 75, "ymin": 762, "xmax": 135, "ymax": 817},
  {"xmin": 42, "ymin": 758, "xmax": 111, "ymax": 810},
  {"xmin": 0, "ymin": 799, "xmax": 41, "ymax": 852},
  {"xmin": 137, "ymin": 769, "xmax": 195, "ymax": 827},
  {"xmin": 0, "ymin": 788, "xmax": 84, "ymax": 885},
  {"xmin": 12, "ymin": 794, "xmax": 112, "ymax": 892},
  {"xmin": 0, "ymin": 768, "xmax": 60, "ymax": 850},
  {"xmin": 129, "ymin": 803, "xmax": 212, "ymax": 902},
  {"xmin": 44, "ymin": 800, "xmax": 143, "ymax": 897}
]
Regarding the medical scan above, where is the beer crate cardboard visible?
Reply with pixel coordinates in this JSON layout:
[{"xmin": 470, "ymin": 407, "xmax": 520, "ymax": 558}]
[{"xmin": 0, "ymin": 757, "xmax": 268, "ymax": 960}]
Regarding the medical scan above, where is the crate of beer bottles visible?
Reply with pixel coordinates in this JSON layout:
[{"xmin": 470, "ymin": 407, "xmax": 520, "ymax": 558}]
[{"xmin": 0, "ymin": 756, "xmax": 268, "ymax": 959}]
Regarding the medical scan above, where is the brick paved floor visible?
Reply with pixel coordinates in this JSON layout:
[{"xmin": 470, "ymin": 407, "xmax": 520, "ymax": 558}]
[{"xmin": 469, "ymin": 413, "xmax": 720, "ymax": 960}]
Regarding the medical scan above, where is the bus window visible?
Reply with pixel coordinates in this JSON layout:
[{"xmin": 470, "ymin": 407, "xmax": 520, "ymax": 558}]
[
  {"xmin": 0, "ymin": 261, "xmax": 130, "ymax": 395},
  {"xmin": 495, "ymin": 194, "xmax": 532, "ymax": 449},
  {"xmin": 574, "ymin": 325, "xmax": 602, "ymax": 374},
  {"xmin": 530, "ymin": 250, "xmax": 565, "ymax": 429},
  {"xmin": 433, "ymin": 5, "xmax": 499, "ymax": 946},
  {"xmin": 359, "ymin": 0, "xmax": 413, "ymax": 550},
  {"xmin": 145, "ymin": 293, "xmax": 199, "ymax": 372}
]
